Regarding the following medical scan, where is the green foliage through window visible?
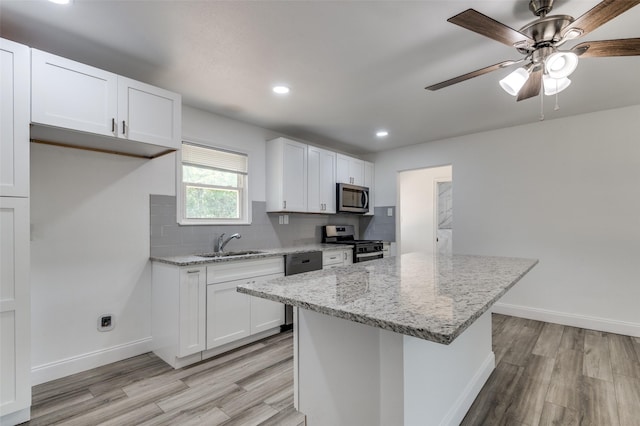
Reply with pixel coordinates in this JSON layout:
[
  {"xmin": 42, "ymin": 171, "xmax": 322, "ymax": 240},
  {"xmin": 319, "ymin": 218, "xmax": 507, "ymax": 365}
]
[{"xmin": 180, "ymin": 143, "xmax": 248, "ymax": 223}]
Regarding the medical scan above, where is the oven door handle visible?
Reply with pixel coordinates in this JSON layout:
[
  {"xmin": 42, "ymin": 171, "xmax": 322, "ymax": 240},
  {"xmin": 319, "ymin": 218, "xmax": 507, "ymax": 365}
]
[{"xmin": 356, "ymin": 252, "xmax": 383, "ymax": 259}]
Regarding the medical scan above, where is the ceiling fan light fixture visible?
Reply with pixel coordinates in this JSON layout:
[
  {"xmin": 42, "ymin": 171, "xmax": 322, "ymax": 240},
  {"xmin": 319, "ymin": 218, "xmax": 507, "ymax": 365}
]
[
  {"xmin": 545, "ymin": 51, "xmax": 578, "ymax": 78},
  {"xmin": 499, "ymin": 67, "xmax": 530, "ymax": 96},
  {"xmin": 543, "ymin": 75, "xmax": 571, "ymax": 95}
]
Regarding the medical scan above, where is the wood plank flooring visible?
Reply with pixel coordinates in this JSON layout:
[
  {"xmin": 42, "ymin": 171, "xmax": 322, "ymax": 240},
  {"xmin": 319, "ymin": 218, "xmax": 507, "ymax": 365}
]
[
  {"xmin": 22, "ymin": 331, "xmax": 304, "ymax": 426},
  {"xmin": 462, "ymin": 314, "xmax": 640, "ymax": 426},
  {"xmin": 22, "ymin": 315, "xmax": 640, "ymax": 426}
]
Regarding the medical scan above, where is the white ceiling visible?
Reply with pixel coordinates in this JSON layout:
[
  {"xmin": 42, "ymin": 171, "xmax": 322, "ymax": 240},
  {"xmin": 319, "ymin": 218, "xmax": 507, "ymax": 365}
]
[{"xmin": 2, "ymin": 0, "xmax": 639, "ymax": 154}]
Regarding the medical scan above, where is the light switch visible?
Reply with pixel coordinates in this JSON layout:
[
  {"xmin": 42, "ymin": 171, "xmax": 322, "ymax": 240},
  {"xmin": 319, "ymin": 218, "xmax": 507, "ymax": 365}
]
[
  {"xmin": 279, "ymin": 215, "xmax": 284, "ymax": 225},
  {"xmin": 387, "ymin": 208, "xmax": 393, "ymax": 217},
  {"xmin": 284, "ymin": 215, "xmax": 289, "ymax": 225}
]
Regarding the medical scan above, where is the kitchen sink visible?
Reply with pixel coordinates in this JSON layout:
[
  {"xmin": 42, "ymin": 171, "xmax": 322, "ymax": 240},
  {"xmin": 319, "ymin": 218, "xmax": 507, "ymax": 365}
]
[{"xmin": 197, "ymin": 250, "xmax": 264, "ymax": 258}]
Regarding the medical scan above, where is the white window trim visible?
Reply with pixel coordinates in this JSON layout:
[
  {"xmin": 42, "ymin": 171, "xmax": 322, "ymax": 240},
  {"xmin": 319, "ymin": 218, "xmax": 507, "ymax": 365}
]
[{"xmin": 177, "ymin": 139, "xmax": 252, "ymax": 225}]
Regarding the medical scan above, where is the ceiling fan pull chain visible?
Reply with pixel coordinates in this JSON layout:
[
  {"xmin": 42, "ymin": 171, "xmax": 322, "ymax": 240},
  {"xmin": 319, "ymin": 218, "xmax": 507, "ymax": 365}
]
[
  {"xmin": 539, "ymin": 89, "xmax": 545, "ymax": 121},
  {"xmin": 554, "ymin": 80, "xmax": 561, "ymax": 111}
]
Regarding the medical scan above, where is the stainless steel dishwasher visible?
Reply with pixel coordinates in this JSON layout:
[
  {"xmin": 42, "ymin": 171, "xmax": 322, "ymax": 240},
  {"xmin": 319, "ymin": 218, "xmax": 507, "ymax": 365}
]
[{"xmin": 281, "ymin": 251, "xmax": 323, "ymax": 330}]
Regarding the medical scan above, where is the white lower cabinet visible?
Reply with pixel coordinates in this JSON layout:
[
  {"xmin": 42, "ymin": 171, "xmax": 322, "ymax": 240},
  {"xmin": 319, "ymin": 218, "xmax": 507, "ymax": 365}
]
[
  {"xmin": 206, "ymin": 258, "xmax": 284, "ymax": 350},
  {"xmin": 152, "ymin": 257, "xmax": 284, "ymax": 368},
  {"xmin": 178, "ymin": 268, "xmax": 206, "ymax": 357},
  {"xmin": 206, "ymin": 278, "xmax": 251, "ymax": 349},
  {"xmin": 323, "ymin": 248, "xmax": 353, "ymax": 269},
  {"xmin": 0, "ymin": 198, "xmax": 30, "ymax": 425}
]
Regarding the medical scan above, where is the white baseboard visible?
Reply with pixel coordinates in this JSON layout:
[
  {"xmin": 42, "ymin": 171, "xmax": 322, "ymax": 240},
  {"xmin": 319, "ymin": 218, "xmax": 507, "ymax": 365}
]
[
  {"xmin": 31, "ymin": 337, "xmax": 153, "ymax": 386},
  {"xmin": 493, "ymin": 303, "xmax": 640, "ymax": 338},
  {"xmin": 441, "ymin": 351, "xmax": 495, "ymax": 426}
]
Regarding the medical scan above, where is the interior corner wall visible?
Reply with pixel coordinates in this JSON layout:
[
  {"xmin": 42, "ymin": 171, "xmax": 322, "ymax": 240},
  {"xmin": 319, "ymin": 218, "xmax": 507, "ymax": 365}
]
[
  {"xmin": 29, "ymin": 106, "xmax": 277, "ymax": 384},
  {"xmin": 182, "ymin": 105, "xmax": 279, "ymax": 202},
  {"xmin": 370, "ymin": 105, "xmax": 640, "ymax": 333}
]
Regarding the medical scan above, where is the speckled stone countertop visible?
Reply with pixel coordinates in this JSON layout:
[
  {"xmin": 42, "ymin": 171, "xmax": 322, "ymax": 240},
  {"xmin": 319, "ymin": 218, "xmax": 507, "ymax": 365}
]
[
  {"xmin": 237, "ymin": 252, "xmax": 538, "ymax": 345},
  {"xmin": 150, "ymin": 244, "xmax": 349, "ymax": 266}
]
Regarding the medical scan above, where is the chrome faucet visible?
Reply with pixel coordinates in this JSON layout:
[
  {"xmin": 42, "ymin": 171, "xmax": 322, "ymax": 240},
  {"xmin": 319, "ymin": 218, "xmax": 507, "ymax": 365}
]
[{"xmin": 216, "ymin": 232, "xmax": 241, "ymax": 252}]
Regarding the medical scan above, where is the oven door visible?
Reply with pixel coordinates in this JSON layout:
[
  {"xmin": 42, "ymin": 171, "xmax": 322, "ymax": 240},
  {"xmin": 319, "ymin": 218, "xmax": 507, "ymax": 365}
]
[
  {"xmin": 355, "ymin": 252, "xmax": 383, "ymax": 263},
  {"xmin": 337, "ymin": 183, "xmax": 369, "ymax": 213}
]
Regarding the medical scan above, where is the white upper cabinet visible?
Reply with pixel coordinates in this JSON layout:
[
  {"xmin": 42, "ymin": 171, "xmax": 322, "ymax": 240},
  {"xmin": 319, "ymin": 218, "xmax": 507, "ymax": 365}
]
[
  {"xmin": 336, "ymin": 153, "xmax": 365, "ymax": 186},
  {"xmin": 31, "ymin": 49, "xmax": 118, "ymax": 137},
  {"xmin": 117, "ymin": 76, "xmax": 181, "ymax": 148},
  {"xmin": 266, "ymin": 137, "xmax": 308, "ymax": 212},
  {"xmin": 307, "ymin": 146, "xmax": 336, "ymax": 214},
  {"xmin": 30, "ymin": 49, "xmax": 181, "ymax": 157},
  {"xmin": 364, "ymin": 160, "xmax": 374, "ymax": 216},
  {"xmin": 1, "ymin": 39, "xmax": 30, "ymax": 197}
]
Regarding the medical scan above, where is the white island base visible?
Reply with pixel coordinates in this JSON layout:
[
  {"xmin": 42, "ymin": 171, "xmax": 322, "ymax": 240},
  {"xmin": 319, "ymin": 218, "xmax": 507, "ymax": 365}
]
[{"xmin": 295, "ymin": 308, "xmax": 495, "ymax": 426}]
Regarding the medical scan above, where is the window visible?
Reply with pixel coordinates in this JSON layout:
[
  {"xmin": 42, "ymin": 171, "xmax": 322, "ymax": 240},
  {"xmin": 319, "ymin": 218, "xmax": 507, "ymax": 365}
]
[{"xmin": 178, "ymin": 142, "xmax": 249, "ymax": 224}]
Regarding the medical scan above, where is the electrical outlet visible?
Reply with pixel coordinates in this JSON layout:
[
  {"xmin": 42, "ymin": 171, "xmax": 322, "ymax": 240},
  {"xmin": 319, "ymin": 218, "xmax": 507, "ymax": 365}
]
[{"xmin": 98, "ymin": 314, "xmax": 114, "ymax": 332}]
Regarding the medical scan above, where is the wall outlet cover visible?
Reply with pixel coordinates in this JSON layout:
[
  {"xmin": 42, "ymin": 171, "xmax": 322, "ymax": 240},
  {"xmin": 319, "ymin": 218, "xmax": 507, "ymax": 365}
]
[{"xmin": 98, "ymin": 314, "xmax": 114, "ymax": 332}]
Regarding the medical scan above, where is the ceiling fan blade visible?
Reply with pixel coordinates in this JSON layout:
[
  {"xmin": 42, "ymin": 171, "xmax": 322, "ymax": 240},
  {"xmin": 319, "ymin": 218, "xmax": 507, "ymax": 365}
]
[
  {"xmin": 571, "ymin": 38, "xmax": 640, "ymax": 57},
  {"xmin": 562, "ymin": 0, "xmax": 640, "ymax": 39},
  {"xmin": 516, "ymin": 67, "xmax": 542, "ymax": 102},
  {"xmin": 448, "ymin": 9, "xmax": 534, "ymax": 49},
  {"xmin": 425, "ymin": 59, "xmax": 524, "ymax": 91}
]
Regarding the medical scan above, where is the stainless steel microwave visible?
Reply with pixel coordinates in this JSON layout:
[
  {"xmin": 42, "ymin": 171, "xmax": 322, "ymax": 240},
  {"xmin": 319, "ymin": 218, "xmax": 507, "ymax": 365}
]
[{"xmin": 337, "ymin": 183, "xmax": 370, "ymax": 214}]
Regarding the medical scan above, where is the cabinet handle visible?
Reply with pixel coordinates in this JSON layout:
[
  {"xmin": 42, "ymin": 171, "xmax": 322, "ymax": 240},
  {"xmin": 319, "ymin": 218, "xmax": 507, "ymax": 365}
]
[
  {"xmin": 343, "ymin": 252, "xmax": 347, "ymax": 260},
  {"xmin": 283, "ymin": 200, "xmax": 286, "ymax": 209},
  {"xmin": 187, "ymin": 270, "xmax": 199, "ymax": 274},
  {"xmin": 122, "ymin": 120, "xmax": 126, "ymax": 135},
  {"xmin": 111, "ymin": 118, "xmax": 115, "ymax": 132}
]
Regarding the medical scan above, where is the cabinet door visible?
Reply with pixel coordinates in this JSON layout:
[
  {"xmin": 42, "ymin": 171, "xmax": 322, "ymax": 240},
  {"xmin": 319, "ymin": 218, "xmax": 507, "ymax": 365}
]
[
  {"xmin": 307, "ymin": 146, "xmax": 322, "ymax": 213},
  {"xmin": 308, "ymin": 146, "xmax": 336, "ymax": 213},
  {"xmin": 0, "ymin": 39, "xmax": 30, "ymax": 197},
  {"xmin": 117, "ymin": 76, "xmax": 181, "ymax": 149},
  {"xmin": 250, "ymin": 274, "xmax": 284, "ymax": 334},
  {"xmin": 31, "ymin": 49, "xmax": 118, "ymax": 137},
  {"xmin": 0, "ymin": 198, "xmax": 30, "ymax": 417},
  {"xmin": 363, "ymin": 161, "xmax": 374, "ymax": 216},
  {"xmin": 336, "ymin": 154, "xmax": 364, "ymax": 185},
  {"xmin": 178, "ymin": 268, "xmax": 206, "ymax": 357},
  {"xmin": 320, "ymin": 148, "xmax": 337, "ymax": 213},
  {"xmin": 282, "ymin": 140, "xmax": 307, "ymax": 212},
  {"xmin": 206, "ymin": 279, "xmax": 251, "ymax": 349},
  {"xmin": 350, "ymin": 158, "xmax": 365, "ymax": 186}
]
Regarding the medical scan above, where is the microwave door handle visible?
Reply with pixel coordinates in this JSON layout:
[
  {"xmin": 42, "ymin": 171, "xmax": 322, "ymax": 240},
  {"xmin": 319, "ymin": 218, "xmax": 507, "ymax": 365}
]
[{"xmin": 362, "ymin": 190, "xmax": 369, "ymax": 209}]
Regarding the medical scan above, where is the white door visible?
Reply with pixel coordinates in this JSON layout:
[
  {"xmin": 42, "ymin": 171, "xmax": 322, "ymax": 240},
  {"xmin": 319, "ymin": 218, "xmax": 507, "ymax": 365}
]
[
  {"xmin": 31, "ymin": 49, "xmax": 118, "ymax": 136},
  {"xmin": 0, "ymin": 197, "xmax": 30, "ymax": 417},
  {"xmin": 398, "ymin": 165, "xmax": 452, "ymax": 255},
  {"xmin": 0, "ymin": 39, "xmax": 30, "ymax": 197},
  {"xmin": 117, "ymin": 76, "xmax": 180, "ymax": 148},
  {"xmin": 281, "ymin": 140, "xmax": 307, "ymax": 212},
  {"xmin": 307, "ymin": 146, "xmax": 323, "ymax": 213},
  {"xmin": 206, "ymin": 279, "xmax": 251, "ymax": 349},
  {"xmin": 250, "ymin": 274, "xmax": 285, "ymax": 334},
  {"xmin": 178, "ymin": 268, "xmax": 206, "ymax": 357}
]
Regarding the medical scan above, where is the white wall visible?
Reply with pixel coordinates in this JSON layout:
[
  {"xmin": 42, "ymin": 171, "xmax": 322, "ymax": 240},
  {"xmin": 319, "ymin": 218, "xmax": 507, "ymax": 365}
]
[
  {"xmin": 398, "ymin": 165, "xmax": 451, "ymax": 255},
  {"xmin": 371, "ymin": 105, "xmax": 640, "ymax": 334},
  {"xmin": 30, "ymin": 106, "xmax": 277, "ymax": 383}
]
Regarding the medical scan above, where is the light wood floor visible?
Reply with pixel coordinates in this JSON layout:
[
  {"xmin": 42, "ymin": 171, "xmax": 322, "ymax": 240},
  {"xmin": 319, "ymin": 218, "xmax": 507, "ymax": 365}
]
[
  {"xmin": 22, "ymin": 331, "xmax": 304, "ymax": 426},
  {"xmin": 462, "ymin": 314, "xmax": 640, "ymax": 426},
  {"xmin": 22, "ymin": 315, "xmax": 640, "ymax": 426}
]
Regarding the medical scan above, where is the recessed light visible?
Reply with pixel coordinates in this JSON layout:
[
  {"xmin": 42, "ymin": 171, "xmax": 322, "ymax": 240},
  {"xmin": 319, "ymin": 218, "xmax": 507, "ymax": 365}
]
[
  {"xmin": 48, "ymin": 0, "xmax": 72, "ymax": 4},
  {"xmin": 272, "ymin": 85, "xmax": 290, "ymax": 94},
  {"xmin": 376, "ymin": 130, "xmax": 389, "ymax": 138}
]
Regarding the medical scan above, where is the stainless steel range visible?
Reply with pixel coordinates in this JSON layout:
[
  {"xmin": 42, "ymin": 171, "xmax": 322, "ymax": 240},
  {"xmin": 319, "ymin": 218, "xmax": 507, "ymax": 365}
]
[{"xmin": 322, "ymin": 225, "xmax": 384, "ymax": 263}]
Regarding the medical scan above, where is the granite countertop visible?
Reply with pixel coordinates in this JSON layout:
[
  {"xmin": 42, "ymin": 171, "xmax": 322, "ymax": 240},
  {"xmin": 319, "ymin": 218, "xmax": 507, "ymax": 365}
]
[
  {"xmin": 237, "ymin": 252, "xmax": 538, "ymax": 345},
  {"xmin": 150, "ymin": 244, "xmax": 350, "ymax": 266}
]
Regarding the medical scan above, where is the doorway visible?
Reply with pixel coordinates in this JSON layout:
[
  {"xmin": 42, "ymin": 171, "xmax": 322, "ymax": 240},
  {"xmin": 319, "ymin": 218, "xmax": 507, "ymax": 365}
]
[{"xmin": 397, "ymin": 165, "xmax": 452, "ymax": 255}]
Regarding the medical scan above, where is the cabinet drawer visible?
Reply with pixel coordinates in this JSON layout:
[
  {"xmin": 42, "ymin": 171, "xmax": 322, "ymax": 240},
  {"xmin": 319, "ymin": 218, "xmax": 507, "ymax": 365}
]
[
  {"xmin": 207, "ymin": 257, "xmax": 284, "ymax": 284},
  {"xmin": 323, "ymin": 250, "xmax": 346, "ymax": 266}
]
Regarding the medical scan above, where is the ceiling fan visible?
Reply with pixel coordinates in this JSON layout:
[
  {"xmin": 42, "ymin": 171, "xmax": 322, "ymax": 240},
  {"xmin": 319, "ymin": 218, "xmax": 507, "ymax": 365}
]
[{"xmin": 425, "ymin": 0, "xmax": 640, "ymax": 101}]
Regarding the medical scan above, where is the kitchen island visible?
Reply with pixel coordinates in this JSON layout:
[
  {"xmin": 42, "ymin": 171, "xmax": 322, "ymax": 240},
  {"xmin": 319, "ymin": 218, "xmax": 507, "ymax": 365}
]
[{"xmin": 237, "ymin": 252, "xmax": 538, "ymax": 426}]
